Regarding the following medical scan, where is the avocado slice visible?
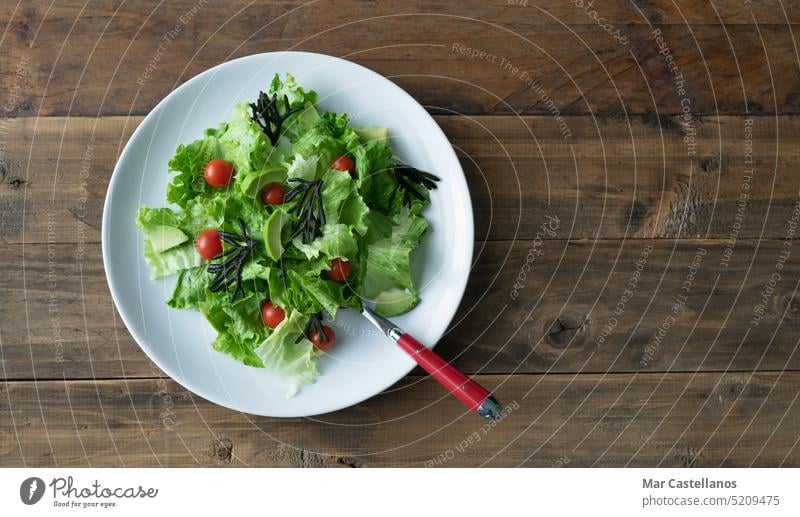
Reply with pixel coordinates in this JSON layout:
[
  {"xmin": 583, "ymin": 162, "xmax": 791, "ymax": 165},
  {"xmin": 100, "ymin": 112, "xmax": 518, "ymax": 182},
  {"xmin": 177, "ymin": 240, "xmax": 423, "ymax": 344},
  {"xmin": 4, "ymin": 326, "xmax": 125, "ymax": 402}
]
[
  {"xmin": 262, "ymin": 209, "xmax": 290, "ymax": 261},
  {"xmin": 147, "ymin": 225, "xmax": 188, "ymax": 253},
  {"xmin": 374, "ymin": 289, "xmax": 417, "ymax": 317},
  {"xmin": 355, "ymin": 126, "xmax": 389, "ymax": 143},
  {"xmin": 240, "ymin": 169, "xmax": 287, "ymax": 198}
]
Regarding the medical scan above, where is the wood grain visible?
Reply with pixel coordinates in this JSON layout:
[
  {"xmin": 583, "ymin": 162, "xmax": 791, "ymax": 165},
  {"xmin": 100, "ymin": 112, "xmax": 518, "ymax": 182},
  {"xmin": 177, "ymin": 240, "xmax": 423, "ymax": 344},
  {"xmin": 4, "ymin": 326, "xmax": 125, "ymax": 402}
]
[
  {"xmin": 2, "ymin": 2, "xmax": 800, "ymax": 117},
  {"xmin": 3, "ymin": 115, "xmax": 800, "ymax": 245},
  {"xmin": 2, "ymin": 373, "xmax": 798, "ymax": 467},
  {"xmin": 3, "ymin": 239, "xmax": 799, "ymax": 380},
  {"xmin": 3, "ymin": 0, "xmax": 799, "ymax": 469}
]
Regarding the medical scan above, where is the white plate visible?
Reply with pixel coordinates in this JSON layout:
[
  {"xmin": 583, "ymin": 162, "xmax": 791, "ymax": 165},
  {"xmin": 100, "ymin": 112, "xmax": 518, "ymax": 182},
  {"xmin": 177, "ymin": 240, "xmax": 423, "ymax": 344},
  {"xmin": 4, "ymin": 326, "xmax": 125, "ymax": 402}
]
[{"xmin": 102, "ymin": 52, "xmax": 473, "ymax": 417}]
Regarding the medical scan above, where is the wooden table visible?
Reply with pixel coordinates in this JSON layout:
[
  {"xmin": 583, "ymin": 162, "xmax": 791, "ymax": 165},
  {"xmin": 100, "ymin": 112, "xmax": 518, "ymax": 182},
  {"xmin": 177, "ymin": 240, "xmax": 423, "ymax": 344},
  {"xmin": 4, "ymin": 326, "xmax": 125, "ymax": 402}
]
[{"xmin": 2, "ymin": 0, "xmax": 800, "ymax": 467}]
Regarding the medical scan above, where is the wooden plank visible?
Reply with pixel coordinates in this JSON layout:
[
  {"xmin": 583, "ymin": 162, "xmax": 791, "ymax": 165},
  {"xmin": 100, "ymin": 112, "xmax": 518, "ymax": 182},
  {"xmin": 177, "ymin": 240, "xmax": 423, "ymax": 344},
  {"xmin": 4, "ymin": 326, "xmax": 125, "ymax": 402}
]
[
  {"xmin": 3, "ymin": 239, "xmax": 799, "ymax": 380},
  {"xmin": 2, "ymin": 2, "xmax": 800, "ymax": 117},
  {"xmin": 4, "ymin": 0, "xmax": 799, "ymax": 35},
  {"xmin": 3, "ymin": 115, "xmax": 800, "ymax": 244},
  {"xmin": 1, "ymin": 373, "xmax": 798, "ymax": 466}
]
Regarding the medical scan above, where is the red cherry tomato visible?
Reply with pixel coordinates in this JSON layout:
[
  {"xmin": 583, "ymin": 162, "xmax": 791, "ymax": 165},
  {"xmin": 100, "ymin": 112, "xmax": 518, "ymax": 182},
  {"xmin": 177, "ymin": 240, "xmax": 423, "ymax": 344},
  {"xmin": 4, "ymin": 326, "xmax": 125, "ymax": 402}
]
[
  {"xmin": 261, "ymin": 183, "xmax": 286, "ymax": 205},
  {"xmin": 204, "ymin": 159, "xmax": 234, "ymax": 188},
  {"xmin": 310, "ymin": 325, "xmax": 335, "ymax": 351},
  {"xmin": 261, "ymin": 302, "xmax": 286, "ymax": 328},
  {"xmin": 195, "ymin": 229, "xmax": 223, "ymax": 260},
  {"xmin": 325, "ymin": 258, "xmax": 352, "ymax": 283},
  {"xmin": 330, "ymin": 155, "xmax": 355, "ymax": 175}
]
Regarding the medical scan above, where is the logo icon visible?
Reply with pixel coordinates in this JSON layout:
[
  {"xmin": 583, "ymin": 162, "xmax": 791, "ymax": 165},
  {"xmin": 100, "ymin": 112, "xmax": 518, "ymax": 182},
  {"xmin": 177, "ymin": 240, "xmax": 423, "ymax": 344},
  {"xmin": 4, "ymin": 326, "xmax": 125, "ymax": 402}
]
[{"xmin": 20, "ymin": 477, "xmax": 45, "ymax": 505}]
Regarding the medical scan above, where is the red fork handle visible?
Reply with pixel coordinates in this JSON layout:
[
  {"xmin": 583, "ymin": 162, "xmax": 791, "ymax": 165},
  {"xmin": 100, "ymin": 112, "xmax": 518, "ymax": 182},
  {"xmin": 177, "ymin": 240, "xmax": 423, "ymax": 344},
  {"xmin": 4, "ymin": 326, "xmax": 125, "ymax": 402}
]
[{"xmin": 396, "ymin": 333, "xmax": 500, "ymax": 418}]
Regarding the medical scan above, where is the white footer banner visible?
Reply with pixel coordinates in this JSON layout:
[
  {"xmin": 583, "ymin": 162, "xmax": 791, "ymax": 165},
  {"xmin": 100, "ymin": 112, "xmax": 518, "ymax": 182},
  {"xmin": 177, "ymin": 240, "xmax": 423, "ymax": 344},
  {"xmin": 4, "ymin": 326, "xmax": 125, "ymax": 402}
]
[{"xmin": 1, "ymin": 468, "xmax": 797, "ymax": 516}]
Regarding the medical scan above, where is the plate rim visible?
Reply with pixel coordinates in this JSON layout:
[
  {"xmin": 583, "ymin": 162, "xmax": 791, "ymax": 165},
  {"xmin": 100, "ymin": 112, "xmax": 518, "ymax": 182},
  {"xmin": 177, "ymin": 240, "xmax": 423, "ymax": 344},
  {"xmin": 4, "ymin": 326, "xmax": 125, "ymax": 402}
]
[{"xmin": 101, "ymin": 51, "xmax": 474, "ymax": 417}]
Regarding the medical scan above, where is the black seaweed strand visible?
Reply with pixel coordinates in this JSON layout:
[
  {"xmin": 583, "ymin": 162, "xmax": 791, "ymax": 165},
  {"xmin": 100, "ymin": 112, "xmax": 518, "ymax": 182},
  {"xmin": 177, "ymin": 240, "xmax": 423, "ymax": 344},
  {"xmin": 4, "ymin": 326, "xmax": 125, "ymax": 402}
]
[
  {"xmin": 285, "ymin": 178, "xmax": 326, "ymax": 244},
  {"xmin": 295, "ymin": 312, "xmax": 329, "ymax": 344},
  {"xmin": 207, "ymin": 218, "xmax": 261, "ymax": 302},
  {"xmin": 249, "ymin": 92, "xmax": 303, "ymax": 145},
  {"xmin": 392, "ymin": 165, "xmax": 441, "ymax": 207}
]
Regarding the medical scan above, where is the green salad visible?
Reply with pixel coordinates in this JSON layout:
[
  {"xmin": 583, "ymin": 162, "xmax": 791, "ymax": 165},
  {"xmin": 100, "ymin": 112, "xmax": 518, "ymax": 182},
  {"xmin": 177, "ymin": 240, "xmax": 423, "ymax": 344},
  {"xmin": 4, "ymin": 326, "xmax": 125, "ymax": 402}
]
[{"xmin": 136, "ymin": 74, "xmax": 439, "ymax": 392}]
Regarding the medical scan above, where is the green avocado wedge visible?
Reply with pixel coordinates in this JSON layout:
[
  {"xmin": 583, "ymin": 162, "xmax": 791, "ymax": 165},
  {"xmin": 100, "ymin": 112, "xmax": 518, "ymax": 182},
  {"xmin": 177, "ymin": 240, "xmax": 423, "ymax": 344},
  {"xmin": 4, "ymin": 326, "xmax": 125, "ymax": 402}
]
[
  {"xmin": 147, "ymin": 225, "xmax": 189, "ymax": 253},
  {"xmin": 240, "ymin": 169, "xmax": 287, "ymax": 198},
  {"xmin": 263, "ymin": 209, "xmax": 290, "ymax": 261},
  {"xmin": 355, "ymin": 126, "xmax": 389, "ymax": 143},
  {"xmin": 374, "ymin": 288, "xmax": 418, "ymax": 317}
]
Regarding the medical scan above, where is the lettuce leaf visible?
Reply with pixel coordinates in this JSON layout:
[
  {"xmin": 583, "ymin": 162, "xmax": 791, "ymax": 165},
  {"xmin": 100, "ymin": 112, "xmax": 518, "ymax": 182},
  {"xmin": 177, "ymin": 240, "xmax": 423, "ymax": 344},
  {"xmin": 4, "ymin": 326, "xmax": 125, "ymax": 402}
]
[
  {"xmin": 320, "ymin": 168, "xmax": 370, "ymax": 235},
  {"xmin": 166, "ymin": 127, "xmax": 223, "ymax": 208},
  {"xmin": 219, "ymin": 102, "xmax": 274, "ymax": 174},
  {"xmin": 136, "ymin": 206, "xmax": 181, "ymax": 228},
  {"xmin": 222, "ymin": 193, "xmax": 270, "ymax": 240},
  {"xmin": 292, "ymin": 223, "xmax": 358, "ymax": 261},
  {"xmin": 255, "ymin": 310, "xmax": 320, "ymax": 393},
  {"xmin": 340, "ymin": 190, "xmax": 370, "ymax": 236},
  {"xmin": 286, "ymin": 153, "xmax": 319, "ymax": 181},
  {"xmin": 348, "ymin": 140, "xmax": 399, "ymax": 214},
  {"xmin": 201, "ymin": 292, "xmax": 266, "ymax": 367},
  {"xmin": 211, "ymin": 332, "xmax": 264, "ymax": 368},
  {"xmin": 267, "ymin": 74, "xmax": 322, "ymax": 143},
  {"xmin": 317, "ymin": 111, "xmax": 349, "ymax": 138},
  {"xmin": 289, "ymin": 270, "xmax": 361, "ymax": 318},
  {"xmin": 293, "ymin": 113, "xmax": 349, "ymax": 173},
  {"xmin": 363, "ymin": 209, "xmax": 429, "ymax": 308},
  {"xmin": 142, "ymin": 240, "xmax": 203, "ymax": 279},
  {"xmin": 185, "ymin": 196, "xmax": 226, "ymax": 235},
  {"xmin": 167, "ymin": 267, "xmax": 209, "ymax": 309},
  {"xmin": 136, "ymin": 199, "xmax": 226, "ymax": 278},
  {"xmin": 268, "ymin": 73, "xmax": 319, "ymax": 110}
]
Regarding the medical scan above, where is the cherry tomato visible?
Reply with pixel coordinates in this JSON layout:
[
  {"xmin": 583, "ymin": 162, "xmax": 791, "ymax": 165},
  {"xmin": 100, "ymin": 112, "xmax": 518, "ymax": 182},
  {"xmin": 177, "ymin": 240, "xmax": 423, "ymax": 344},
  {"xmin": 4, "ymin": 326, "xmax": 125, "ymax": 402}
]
[
  {"xmin": 261, "ymin": 183, "xmax": 286, "ymax": 205},
  {"xmin": 261, "ymin": 301, "xmax": 286, "ymax": 328},
  {"xmin": 309, "ymin": 325, "xmax": 335, "ymax": 351},
  {"xmin": 195, "ymin": 229, "xmax": 223, "ymax": 260},
  {"xmin": 325, "ymin": 258, "xmax": 352, "ymax": 283},
  {"xmin": 204, "ymin": 159, "xmax": 234, "ymax": 188},
  {"xmin": 330, "ymin": 155, "xmax": 355, "ymax": 175}
]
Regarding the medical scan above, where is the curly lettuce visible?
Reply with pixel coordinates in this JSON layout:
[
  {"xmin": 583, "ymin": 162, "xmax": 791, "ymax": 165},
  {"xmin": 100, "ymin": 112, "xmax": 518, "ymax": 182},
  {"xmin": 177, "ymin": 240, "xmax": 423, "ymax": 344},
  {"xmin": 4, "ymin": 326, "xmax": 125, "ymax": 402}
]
[{"xmin": 137, "ymin": 73, "xmax": 437, "ymax": 393}]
